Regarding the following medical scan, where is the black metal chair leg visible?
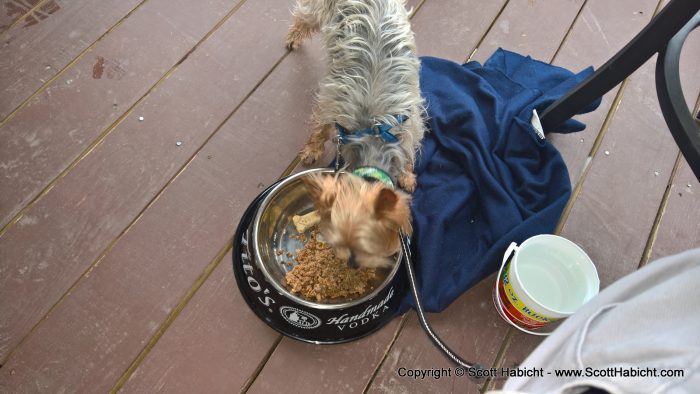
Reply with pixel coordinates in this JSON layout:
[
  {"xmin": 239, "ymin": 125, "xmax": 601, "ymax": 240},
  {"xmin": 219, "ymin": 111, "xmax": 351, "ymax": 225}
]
[
  {"xmin": 539, "ymin": 0, "xmax": 699, "ymax": 131},
  {"xmin": 656, "ymin": 13, "xmax": 700, "ymax": 181}
]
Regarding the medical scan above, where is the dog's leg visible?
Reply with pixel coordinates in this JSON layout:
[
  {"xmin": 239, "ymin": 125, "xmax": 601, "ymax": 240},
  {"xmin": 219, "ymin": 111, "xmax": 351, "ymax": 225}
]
[
  {"xmin": 286, "ymin": 18, "xmax": 316, "ymax": 50},
  {"xmin": 285, "ymin": 1, "xmax": 319, "ymax": 50},
  {"xmin": 397, "ymin": 162, "xmax": 417, "ymax": 192},
  {"xmin": 300, "ymin": 123, "xmax": 333, "ymax": 165},
  {"xmin": 397, "ymin": 106, "xmax": 425, "ymax": 192}
]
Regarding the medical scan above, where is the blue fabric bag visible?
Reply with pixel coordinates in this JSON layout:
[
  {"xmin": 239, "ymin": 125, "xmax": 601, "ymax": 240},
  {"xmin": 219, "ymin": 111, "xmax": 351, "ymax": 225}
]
[{"xmin": 400, "ymin": 49, "xmax": 601, "ymax": 313}]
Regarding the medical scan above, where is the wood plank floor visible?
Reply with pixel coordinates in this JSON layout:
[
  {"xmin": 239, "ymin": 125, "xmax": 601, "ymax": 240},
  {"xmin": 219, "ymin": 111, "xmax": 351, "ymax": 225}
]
[{"xmin": 0, "ymin": 0, "xmax": 698, "ymax": 392}]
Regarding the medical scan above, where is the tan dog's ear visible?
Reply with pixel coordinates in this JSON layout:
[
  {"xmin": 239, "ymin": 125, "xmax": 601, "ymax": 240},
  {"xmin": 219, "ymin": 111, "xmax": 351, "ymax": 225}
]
[
  {"xmin": 302, "ymin": 173, "xmax": 336, "ymax": 212},
  {"xmin": 374, "ymin": 187, "xmax": 412, "ymax": 235}
]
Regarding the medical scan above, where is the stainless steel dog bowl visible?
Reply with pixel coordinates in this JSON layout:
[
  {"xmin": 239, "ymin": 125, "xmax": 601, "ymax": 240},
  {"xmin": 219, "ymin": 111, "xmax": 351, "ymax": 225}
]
[{"xmin": 232, "ymin": 168, "xmax": 406, "ymax": 344}]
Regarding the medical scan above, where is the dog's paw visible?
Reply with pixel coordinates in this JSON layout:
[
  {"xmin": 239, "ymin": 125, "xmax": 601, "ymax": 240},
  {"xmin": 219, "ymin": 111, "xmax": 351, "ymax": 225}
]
[
  {"xmin": 398, "ymin": 172, "xmax": 417, "ymax": 192},
  {"xmin": 285, "ymin": 30, "xmax": 303, "ymax": 51},
  {"xmin": 299, "ymin": 145, "xmax": 322, "ymax": 166},
  {"xmin": 285, "ymin": 39, "xmax": 299, "ymax": 51}
]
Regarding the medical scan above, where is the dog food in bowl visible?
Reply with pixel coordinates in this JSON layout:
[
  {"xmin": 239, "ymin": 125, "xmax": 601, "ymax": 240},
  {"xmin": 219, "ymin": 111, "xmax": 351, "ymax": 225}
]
[{"xmin": 285, "ymin": 226, "xmax": 376, "ymax": 302}]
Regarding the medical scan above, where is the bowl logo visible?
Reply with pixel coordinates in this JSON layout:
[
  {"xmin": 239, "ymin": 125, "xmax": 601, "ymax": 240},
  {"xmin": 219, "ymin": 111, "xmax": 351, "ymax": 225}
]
[{"xmin": 280, "ymin": 306, "xmax": 321, "ymax": 329}]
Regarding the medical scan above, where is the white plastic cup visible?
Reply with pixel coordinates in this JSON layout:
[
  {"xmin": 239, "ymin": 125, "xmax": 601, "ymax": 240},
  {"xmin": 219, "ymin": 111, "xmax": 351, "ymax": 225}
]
[{"xmin": 493, "ymin": 235, "xmax": 600, "ymax": 335}]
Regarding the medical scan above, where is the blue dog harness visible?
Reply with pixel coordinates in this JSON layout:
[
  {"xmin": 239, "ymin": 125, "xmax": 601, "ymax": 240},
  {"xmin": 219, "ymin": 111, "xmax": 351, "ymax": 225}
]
[{"xmin": 335, "ymin": 114, "xmax": 407, "ymax": 144}]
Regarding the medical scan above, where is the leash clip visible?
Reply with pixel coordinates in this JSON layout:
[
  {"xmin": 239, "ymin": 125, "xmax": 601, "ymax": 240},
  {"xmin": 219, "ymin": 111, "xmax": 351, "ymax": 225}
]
[{"xmin": 333, "ymin": 134, "xmax": 342, "ymax": 173}]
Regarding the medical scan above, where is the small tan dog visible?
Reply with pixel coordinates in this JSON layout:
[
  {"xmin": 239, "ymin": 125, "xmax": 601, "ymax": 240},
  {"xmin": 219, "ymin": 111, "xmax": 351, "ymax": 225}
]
[{"xmin": 286, "ymin": 0, "xmax": 425, "ymax": 269}]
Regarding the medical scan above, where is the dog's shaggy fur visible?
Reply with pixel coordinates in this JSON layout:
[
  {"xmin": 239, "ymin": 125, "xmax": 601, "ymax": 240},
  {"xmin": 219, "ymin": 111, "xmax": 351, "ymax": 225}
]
[
  {"xmin": 287, "ymin": 0, "xmax": 425, "ymax": 269},
  {"xmin": 287, "ymin": 0, "xmax": 425, "ymax": 190}
]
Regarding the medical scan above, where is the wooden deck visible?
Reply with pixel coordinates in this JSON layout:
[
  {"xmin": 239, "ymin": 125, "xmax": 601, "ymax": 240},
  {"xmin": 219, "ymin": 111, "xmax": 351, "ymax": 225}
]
[{"xmin": 0, "ymin": 0, "xmax": 698, "ymax": 392}]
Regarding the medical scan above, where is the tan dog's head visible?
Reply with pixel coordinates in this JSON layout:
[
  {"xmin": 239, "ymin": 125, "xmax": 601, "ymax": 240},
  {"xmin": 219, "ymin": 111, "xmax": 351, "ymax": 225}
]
[{"xmin": 303, "ymin": 173, "xmax": 412, "ymax": 269}]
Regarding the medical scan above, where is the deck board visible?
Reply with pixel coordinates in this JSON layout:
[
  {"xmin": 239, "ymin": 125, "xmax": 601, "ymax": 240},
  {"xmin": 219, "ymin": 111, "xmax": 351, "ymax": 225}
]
[
  {"xmin": 650, "ymin": 159, "xmax": 700, "ymax": 261},
  {"xmin": 470, "ymin": 0, "xmax": 584, "ymax": 64},
  {"xmin": 0, "ymin": 0, "xmax": 281, "ymax": 363},
  {"xmin": 0, "ymin": 0, "xmax": 144, "ymax": 119},
  {"xmin": 411, "ymin": 0, "xmax": 507, "ymax": 63},
  {"xmin": 117, "ymin": 251, "xmax": 280, "ymax": 393},
  {"xmin": 0, "ymin": 0, "xmax": 238, "ymax": 228}
]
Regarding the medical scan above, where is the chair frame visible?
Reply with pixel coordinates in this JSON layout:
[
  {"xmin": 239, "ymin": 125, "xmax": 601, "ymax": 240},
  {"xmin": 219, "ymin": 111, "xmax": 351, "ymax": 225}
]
[{"xmin": 539, "ymin": 0, "xmax": 700, "ymax": 180}]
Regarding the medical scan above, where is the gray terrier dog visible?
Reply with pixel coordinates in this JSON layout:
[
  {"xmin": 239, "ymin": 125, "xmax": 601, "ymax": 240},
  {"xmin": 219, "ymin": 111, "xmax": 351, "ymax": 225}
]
[{"xmin": 286, "ymin": 0, "xmax": 425, "ymax": 269}]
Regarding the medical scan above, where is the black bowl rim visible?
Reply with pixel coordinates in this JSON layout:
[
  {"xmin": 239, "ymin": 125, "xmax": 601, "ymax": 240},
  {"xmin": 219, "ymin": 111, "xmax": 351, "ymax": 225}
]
[{"xmin": 231, "ymin": 180, "xmax": 404, "ymax": 344}]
